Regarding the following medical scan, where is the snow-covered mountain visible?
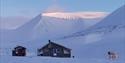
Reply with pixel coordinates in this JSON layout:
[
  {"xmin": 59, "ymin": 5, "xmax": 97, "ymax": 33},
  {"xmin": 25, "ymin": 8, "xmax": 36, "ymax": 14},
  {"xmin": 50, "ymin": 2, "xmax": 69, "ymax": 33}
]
[{"xmin": 0, "ymin": 12, "xmax": 102, "ymax": 44}]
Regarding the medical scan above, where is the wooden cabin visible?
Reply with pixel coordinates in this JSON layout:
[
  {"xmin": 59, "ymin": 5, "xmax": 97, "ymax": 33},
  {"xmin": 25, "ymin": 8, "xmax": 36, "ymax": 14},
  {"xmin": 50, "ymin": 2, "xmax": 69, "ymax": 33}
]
[
  {"xmin": 37, "ymin": 40, "xmax": 71, "ymax": 58},
  {"xmin": 12, "ymin": 46, "xmax": 26, "ymax": 56}
]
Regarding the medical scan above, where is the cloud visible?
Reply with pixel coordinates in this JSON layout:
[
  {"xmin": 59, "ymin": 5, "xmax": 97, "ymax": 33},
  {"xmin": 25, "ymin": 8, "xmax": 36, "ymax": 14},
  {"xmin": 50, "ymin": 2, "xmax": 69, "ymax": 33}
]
[
  {"xmin": 43, "ymin": 12, "xmax": 108, "ymax": 19},
  {"xmin": 77, "ymin": 12, "xmax": 108, "ymax": 19}
]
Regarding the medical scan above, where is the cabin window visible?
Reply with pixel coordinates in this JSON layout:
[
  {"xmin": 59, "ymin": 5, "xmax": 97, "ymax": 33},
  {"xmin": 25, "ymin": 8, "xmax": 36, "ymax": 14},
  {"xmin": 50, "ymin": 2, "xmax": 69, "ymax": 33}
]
[
  {"xmin": 39, "ymin": 50, "xmax": 43, "ymax": 54},
  {"xmin": 53, "ymin": 53, "xmax": 57, "ymax": 56},
  {"xmin": 44, "ymin": 49, "xmax": 49, "ymax": 52},
  {"xmin": 64, "ymin": 50, "xmax": 69, "ymax": 54},
  {"xmin": 53, "ymin": 49, "xmax": 58, "ymax": 53},
  {"xmin": 16, "ymin": 51, "xmax": 18, "ymax": 54}
]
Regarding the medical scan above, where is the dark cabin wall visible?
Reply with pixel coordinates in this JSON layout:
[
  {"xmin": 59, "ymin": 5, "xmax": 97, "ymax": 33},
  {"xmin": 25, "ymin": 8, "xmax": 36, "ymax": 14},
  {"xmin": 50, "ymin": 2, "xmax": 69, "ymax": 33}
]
[
  {"xmin": 12, "ymin": 47, "xmax": 26, "ymax": 56},
  {"xmin": 38, "ymin": 42, "xmax": 71, "ymax": 57}
]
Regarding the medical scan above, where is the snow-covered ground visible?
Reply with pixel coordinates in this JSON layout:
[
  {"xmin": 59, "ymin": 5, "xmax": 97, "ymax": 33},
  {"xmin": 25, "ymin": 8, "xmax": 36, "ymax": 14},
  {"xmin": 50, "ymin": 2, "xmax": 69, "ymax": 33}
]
[
  {"xmin": 0, "ymin": 5, "xmax": 125, "ymax": 63},
  {"xmin": 1, "ymin": 56, "xmax": 125, "ymax": 63}
]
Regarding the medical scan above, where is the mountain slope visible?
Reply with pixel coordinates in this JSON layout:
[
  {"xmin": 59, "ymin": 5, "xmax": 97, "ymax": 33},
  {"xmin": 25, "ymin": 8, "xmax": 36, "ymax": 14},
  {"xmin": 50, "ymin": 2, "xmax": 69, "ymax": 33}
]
[
  {"xmin": 62, "ymin": 5, "xmax": 125, "ymax": 38},
  {"xmin": 0, "ymin": 12, "xmax": 99, "ymax": 48}
]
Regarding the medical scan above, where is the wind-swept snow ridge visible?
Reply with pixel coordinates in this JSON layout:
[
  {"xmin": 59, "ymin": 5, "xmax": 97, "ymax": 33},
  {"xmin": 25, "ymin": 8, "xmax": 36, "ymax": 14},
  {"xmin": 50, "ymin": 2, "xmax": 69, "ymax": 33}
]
[{"xmin": 17, "ymin": 14, "xmax": 42, "ymax": 31}]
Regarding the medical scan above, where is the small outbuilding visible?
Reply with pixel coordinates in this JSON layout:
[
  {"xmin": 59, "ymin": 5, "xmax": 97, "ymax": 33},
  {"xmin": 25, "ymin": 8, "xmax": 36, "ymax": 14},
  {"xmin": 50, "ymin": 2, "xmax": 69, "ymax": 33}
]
[
  {"xmin": 37, "ymin": 40, "xmax": 71, "ymax": 58},
  {"xmin": 12, "ymin": 46, "xmax": 26, "ymax": 56}
]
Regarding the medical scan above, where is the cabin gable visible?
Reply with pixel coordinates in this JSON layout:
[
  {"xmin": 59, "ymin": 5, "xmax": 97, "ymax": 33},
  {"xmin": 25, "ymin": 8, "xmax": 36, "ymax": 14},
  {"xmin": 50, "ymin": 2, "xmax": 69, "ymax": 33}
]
[{"xmin": 38, "ymin": 40, "xmax": 71, "ymax": 58}]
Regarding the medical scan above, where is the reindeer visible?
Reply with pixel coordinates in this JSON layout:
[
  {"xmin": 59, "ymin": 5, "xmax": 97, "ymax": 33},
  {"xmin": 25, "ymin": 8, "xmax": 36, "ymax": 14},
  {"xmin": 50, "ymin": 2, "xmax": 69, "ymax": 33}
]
[{"xmin": 107, "ymin": 51, "xmax": 118, "ymax": 60}]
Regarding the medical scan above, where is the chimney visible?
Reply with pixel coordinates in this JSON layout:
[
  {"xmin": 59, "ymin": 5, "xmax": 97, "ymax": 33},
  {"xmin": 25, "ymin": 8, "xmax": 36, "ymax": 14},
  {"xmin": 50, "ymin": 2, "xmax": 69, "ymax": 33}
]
[{"xmin": 48, "ymin": 40, "xmax": 51, "ymax": 43}]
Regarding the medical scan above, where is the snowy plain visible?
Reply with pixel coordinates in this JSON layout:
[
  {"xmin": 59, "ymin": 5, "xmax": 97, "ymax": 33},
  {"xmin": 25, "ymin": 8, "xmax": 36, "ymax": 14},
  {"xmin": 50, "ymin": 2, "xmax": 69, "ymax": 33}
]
[{"xmin": 0, "ymin": 5, "xmax": 125, "ymax": 63}]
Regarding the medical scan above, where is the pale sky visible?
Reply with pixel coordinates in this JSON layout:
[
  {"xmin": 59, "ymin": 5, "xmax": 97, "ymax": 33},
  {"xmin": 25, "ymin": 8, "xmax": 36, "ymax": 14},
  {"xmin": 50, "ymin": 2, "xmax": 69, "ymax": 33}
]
[{"xmin": 1, "ymin": 0, "xmax": 124, "ymax": 17}]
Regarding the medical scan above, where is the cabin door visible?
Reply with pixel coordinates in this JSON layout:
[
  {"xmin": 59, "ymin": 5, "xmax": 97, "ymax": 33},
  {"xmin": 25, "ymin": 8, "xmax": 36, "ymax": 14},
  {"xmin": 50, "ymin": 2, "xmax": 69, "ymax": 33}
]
[{"xmin": 52, "ymin": 48, "xmax": 58, "ymax": 56}]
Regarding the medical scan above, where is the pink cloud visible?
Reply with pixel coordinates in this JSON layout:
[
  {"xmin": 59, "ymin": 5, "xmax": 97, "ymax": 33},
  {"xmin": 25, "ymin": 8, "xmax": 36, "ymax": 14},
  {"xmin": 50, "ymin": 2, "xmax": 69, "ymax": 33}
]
[
  {"xmin": 43, "ymin": 12, "xmax": 108, "ymax": 19},
  {"xmin": 78, "ymin": 12, "xmax": 108, "ymax": 19}
]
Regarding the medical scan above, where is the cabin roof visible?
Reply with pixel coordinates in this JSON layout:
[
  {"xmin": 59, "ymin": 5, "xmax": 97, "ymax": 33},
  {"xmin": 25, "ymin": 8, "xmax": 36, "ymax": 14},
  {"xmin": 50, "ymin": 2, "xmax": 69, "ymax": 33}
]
[
  {"xmin": 40, "ymin": 41, "xmax": 71, "ymax": 50},
  {"xmin": 14, "ymin": 46, "xmax": 26, "ymax": 49}
]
